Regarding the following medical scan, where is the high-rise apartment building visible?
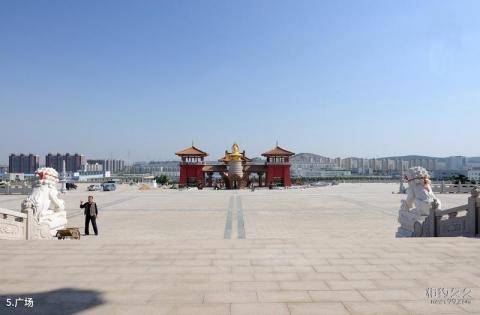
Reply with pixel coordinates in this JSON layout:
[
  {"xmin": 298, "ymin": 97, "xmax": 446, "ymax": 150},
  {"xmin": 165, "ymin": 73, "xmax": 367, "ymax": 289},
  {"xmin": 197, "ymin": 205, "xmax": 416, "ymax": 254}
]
[
  {"xmin": 448, "ymin": 156, "xmax": 467, "ymax": 170},
  {"xmin": 8, "ymin": 154, "xmax": 40, "ymax": 174},
  {"xmin": 87, "ymin": 159, "xmax": 125, "ymax": 173},
  {"xmin": 45, "ymin": 153, "xmax": 85, "ymax": 173}
]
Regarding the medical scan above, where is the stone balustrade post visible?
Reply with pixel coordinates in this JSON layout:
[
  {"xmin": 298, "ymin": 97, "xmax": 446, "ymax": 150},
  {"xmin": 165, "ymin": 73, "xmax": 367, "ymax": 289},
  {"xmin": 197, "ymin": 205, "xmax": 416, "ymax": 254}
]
[
  {"xmin": 428, "ymin": 199, "xmax": 440, "ymax": 237},
  {"xmin": 466, "ymin": 188, "xmax": 480, "ymax": 237},
  {"xmin": 25, "ymin": 209, "xmax": 34, "ymax": 240}
]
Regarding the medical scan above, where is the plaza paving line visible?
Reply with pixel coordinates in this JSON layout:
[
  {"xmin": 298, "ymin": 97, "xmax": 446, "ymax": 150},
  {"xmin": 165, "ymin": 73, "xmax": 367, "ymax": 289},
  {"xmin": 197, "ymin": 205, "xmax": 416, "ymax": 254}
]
[
  {"xmin": 336, "ymin": 195, "xmax": 397, "ymax": 217},
  {"xmin": 66, "ymin": 194, "xmax": 140, "ymax": 219},
  {"xmin": 224, "ymin": 195, "xmax": 234, "ymax": 239},
  {"xmin": 237, "ymin": 196, "xmax": 246, "ymax": 239},
  {"xmin": 0, "ymin": 196, "xmax": 27, "ymax": 203},
  {"xmin": 67, "ymin": 210, "xmax": 83, "ymax": 219},
  {"xmin": 91, "ymin": 208, "xmax": 226, "ymax": 212},
  {"xmin": 101, "ymin": 196, "xmax": 139, "ymax": 208}
]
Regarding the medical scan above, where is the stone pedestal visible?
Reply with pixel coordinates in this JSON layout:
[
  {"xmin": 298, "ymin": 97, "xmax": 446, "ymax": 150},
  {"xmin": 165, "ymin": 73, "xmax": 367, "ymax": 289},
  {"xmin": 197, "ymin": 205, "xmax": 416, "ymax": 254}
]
[
  {"xmin": 0, "ymin": 208, "xmax": 53, "ymax": 240},
  {"xmin": 396, "ymin": 210, "xmax": 431, "ymax": 237}
]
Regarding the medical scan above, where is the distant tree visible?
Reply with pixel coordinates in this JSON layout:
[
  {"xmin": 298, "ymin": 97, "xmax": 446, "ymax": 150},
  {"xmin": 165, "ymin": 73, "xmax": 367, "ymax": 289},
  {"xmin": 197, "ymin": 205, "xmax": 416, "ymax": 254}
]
[
  {"xmin": 453, "ymin": 175, "xmax": 469, "ymax": 184},
  {"xmin": 155, "ymin": 175, "xmax": 169, "ymax": 185},
  {"xmin": 295, "ymin": 177, "xmax": 304, "ymax": 185}
]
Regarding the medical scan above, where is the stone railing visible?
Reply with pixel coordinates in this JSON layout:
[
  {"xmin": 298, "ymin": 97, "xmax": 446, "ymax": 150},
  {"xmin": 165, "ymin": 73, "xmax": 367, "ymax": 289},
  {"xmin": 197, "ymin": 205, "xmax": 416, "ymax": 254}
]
[
  {"xmin": 431, "ymin": 182, "xmax": 477, "ymax": 194},
  {"xmin": 398, "ymin": 188, "xmax": 480, "ymax": 237},
  {"xmin": 0, "ymin": 208, "xmax": 51, "ymax": 240},
  {"xmin": 0, "ymin": 208, "xmax": 28, "ymax": 240},
  {"xmin": 429, "ymin": 188, "xmax": 479, "ymax": 237},
  {"xmin": 0, "ymin": 182, "xmax": 33, "ymax": 195}
]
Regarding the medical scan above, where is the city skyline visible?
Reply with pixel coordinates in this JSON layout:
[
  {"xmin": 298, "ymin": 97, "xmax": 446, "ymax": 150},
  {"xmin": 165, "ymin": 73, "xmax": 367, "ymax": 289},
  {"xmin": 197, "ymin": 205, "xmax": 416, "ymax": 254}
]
[
  {"xmin": 2, "ymin": 150, "xmax": 479, "ymax": 167},
  {"xmin": 1, "ymin": 1, "xmax": 480, "ymax": 161}
]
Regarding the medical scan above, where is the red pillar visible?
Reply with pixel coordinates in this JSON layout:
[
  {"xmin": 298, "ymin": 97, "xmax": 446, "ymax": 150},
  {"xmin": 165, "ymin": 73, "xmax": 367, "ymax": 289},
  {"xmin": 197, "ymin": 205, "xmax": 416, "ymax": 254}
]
[
  {"xmin": 179, "ymin": 165, "xmax": 187, "ymax": 187},
  {"xmin": 196, "ymin": 166, "xmax": 205, "ymax": 186},
  {"xmin": 284, "ymin": 165, "xmax": 292, "ymax": 186},
  {"xmin": 266, "ymin": 167, "xmax": 273, "ymax": 187}
]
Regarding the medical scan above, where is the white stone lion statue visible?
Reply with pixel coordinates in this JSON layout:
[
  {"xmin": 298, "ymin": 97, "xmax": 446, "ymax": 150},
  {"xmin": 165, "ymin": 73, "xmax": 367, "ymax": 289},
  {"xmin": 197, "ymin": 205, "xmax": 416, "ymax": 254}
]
[
  {"xmin": 397, "ymin": 166, "xmax": 441, "ymax": 237},
  {"xmin": 401, "ymin": 166, "xmax": 441, "ymax": 215},
  {"xmin": 21, "ymin": 167, "xmax": 67, "ymax": 238}
]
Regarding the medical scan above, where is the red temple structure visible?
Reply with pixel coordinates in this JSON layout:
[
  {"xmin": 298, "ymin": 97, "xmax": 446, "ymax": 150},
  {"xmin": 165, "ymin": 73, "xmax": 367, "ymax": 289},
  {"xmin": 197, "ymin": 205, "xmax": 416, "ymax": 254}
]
[
  {"xmin": 175, "ymin": 145, "xmax": 208, "ymax": 187},
  {"xmin": 262, "ymin": 145, "xmax": 295, "ymax": 187},
  {"xmin": 176, "ymin": 143, "xmax": 294, "ymax": 189}
]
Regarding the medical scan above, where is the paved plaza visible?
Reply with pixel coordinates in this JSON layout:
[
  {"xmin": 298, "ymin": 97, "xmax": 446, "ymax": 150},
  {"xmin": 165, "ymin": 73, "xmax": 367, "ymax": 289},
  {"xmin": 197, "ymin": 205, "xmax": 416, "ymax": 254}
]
[{"xmin": 1, "ymin": 183, "xmax": 479, "ymax": 315}]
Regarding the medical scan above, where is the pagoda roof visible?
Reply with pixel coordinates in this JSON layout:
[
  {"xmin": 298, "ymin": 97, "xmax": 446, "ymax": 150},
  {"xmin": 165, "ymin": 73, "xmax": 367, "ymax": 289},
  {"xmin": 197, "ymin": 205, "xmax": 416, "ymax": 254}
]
[
  {"xmin": 202, "ymin": 165, "xmax": 227, "ymax": 172},
  {"xmin": 218, "ymin": 153, "xmax": 252, "ymax": 163},
  {"xmin": 175, "ymin": 146, "xmax": 208, "ymax": 157},
  {"xmin": 262, "ymin": 145, "xmax": 295, "ymax": 157}
]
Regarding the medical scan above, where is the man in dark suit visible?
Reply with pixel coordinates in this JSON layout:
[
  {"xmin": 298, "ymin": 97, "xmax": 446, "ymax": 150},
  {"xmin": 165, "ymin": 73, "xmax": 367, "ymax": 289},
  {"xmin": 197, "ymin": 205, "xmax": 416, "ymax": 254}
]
[{"xmin": 80, "ymin": 195, "xmax": 99, "ymax": 235}]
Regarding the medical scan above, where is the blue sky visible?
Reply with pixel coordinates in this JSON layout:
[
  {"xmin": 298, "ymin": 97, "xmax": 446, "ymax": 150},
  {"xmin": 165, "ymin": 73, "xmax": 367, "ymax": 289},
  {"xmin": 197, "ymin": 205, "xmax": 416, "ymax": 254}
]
[{"xmin": 1, "ymin": 0, "xmax": 479, "ymax": 163}]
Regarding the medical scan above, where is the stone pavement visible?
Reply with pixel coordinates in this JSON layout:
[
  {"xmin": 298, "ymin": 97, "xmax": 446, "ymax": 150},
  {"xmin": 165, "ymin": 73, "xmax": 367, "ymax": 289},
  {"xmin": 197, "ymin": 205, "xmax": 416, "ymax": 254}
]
[{"xmin": 1, "ymin": 183, "xmax": 479, "ymax": 315}]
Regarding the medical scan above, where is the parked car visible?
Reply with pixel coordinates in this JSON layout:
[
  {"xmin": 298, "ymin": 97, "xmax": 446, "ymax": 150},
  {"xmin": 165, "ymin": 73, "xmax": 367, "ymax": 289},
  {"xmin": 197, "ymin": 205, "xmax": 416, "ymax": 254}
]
[
  {"xmin": 87, "ymin": 184, "xmax": 102, "ymax": 191},
  {"xmin": 102, "ymin": 183, "xmax": 116, "ymax": 191},
  {"xmin": 66, "ymin": 182, "xmax": 77, "ymax": 190}
]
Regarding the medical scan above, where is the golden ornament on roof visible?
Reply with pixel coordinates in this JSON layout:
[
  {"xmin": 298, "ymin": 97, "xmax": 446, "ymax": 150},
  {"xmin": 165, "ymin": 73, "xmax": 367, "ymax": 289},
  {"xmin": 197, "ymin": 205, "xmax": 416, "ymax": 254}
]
[{"xmin": 225, "ymin": 143, "xmax": 243, "ymax": 161}]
